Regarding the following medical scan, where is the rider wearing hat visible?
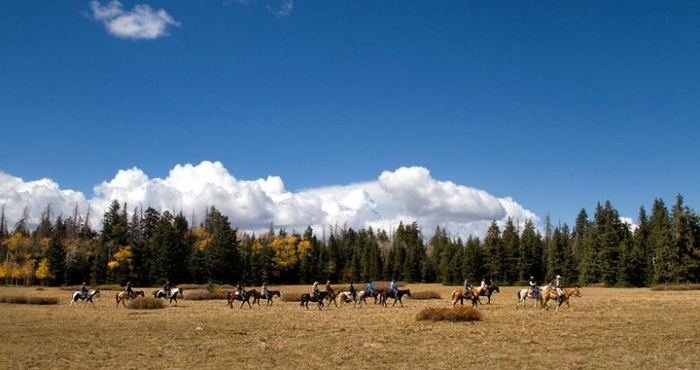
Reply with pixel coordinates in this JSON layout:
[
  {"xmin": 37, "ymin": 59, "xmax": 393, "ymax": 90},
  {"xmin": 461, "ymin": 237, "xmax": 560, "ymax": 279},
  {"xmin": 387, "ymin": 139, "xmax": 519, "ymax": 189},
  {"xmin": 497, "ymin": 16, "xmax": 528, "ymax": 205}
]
[{"xmin": 552, "ymin": 275, "xmax": 563, "ymax": 302}]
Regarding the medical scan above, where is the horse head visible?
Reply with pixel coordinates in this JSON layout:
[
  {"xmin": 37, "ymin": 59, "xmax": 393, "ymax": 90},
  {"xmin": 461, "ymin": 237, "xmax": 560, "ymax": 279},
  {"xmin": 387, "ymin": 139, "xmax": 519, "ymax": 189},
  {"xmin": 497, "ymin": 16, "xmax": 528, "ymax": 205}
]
[{"xmin": 569, "ymin": 287, "xmax": 581, "ymax": 298}]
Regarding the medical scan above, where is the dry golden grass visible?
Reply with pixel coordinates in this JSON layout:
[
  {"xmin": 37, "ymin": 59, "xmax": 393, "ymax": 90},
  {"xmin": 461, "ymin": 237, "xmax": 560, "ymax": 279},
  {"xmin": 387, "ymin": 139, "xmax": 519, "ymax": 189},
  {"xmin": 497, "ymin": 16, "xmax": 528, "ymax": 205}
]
[
  {"xmin": 0, "ymin": 295, "xmax": 59, "ymax": 305},
  {"xmin": 1, "ymin": 284, "xmax": 699, "ymax": 369}
]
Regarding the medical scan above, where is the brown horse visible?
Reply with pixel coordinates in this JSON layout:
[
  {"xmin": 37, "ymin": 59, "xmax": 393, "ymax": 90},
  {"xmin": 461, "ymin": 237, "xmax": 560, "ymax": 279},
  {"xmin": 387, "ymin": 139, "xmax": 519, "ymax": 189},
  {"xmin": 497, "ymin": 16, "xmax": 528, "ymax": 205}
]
[
  {"xmin": 252, "ymin": 290, "xmax": 281, "ymax": 306},
  {"xmin": 228, "ymin": 289, "xmax": 255, "ymax": 309},
  {"xmin": 541, "ymin": 286, "xmax": 581, "ymax": 312},
  {"xmin": 473, "ymin": 285, "xmax": 500, "ymax": 304},
  {"xmin": 115, "ymin": 290, "xmax": 145, "ymax": 308},
  {"xmin": 451, "ymin": 288, "xmax": 478, "ymax": 307}
]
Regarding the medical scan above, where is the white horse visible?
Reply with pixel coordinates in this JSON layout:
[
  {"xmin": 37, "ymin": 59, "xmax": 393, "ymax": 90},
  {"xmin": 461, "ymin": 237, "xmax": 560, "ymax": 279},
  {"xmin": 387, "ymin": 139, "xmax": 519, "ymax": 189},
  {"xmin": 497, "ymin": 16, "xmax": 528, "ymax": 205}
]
[
  {"xmin": 338, "ymin": 290, "xmax": 368, "ymax": 307},
  {"xmin": 154, "ymin": 287, "xmax": 183, "ymax": 305},
  {"xmin": 70, "ymin": 289, "xmax": 100, "ymax": 307},
  {"xmin": 516, "ymin": 286, "xmax": 544, "ymax": 309}
]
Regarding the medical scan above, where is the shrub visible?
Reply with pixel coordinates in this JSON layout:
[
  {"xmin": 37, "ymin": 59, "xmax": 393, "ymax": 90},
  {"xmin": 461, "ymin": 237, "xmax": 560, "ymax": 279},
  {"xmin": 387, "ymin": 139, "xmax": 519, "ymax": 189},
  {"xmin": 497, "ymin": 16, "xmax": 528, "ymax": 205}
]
[
  {"xmin": 410, "ymin": 290, "xmax": 441, "ymax": 300},
  {"xmin": 416, "ymin": 306, "xmax": 482, "ymax": 322},
  {"xmin": 0, "ymin": 296, "xmax": 60, "ymax": 305},
  {"xmin": 126, "ymin": 297, "xmax": 166, "ymax": 309}
]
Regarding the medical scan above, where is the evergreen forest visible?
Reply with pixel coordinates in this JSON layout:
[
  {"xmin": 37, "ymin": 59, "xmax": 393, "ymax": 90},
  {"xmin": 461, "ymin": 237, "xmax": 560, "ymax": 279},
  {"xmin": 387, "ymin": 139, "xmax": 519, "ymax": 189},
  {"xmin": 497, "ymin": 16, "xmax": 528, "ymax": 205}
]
[{"xmin": 1, "ymin": 194, "xmax": 698, "ymax": 288}]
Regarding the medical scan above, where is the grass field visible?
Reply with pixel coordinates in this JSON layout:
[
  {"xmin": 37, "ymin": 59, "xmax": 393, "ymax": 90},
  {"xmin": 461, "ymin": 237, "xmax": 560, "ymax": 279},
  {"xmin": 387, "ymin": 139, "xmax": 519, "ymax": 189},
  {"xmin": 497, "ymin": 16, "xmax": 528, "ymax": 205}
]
[{"xmin": 1, "ymin": 284, "xmax": 699, "ymax": 370}]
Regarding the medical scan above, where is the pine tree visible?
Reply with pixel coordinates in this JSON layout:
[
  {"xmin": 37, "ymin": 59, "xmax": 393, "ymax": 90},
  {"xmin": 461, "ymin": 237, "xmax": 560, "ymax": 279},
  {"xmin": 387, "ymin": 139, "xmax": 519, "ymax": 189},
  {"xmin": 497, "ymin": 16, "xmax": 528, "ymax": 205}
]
[
  {"xmin": 483, "ymin": 221, "xmax": 503, "ymax": 282},
  {"xmin": 649, "ymin": 199, "xmax": 674, "ymax": 283}
]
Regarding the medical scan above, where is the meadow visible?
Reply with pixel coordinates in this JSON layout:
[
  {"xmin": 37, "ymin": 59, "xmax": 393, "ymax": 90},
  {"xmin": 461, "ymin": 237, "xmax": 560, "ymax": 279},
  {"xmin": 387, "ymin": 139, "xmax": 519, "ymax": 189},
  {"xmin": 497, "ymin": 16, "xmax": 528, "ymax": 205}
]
[{"xmin": 1, "ymin": 284, "xmax": 699, "ymax": 370}]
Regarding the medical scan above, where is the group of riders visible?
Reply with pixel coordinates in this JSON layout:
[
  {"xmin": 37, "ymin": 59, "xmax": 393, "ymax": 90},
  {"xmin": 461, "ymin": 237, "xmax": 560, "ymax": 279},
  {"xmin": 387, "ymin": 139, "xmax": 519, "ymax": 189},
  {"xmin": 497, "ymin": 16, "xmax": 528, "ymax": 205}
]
[
  {"xmin": 525, "ymin": 274, "xmax": 564, "ymax": 302},
  {"xmin": 79, "ymin": 280, "xmax": 175, "ymax": 300},
  {"xmin": 79, "ymin": 273, "xmax": 566, "ymax": 304},
  {"xmin": 459, "ymin": 274, "xmax": 564, "ymax": 302},
  {"xmin": 232, "ymin": 279, "xmax": 401, "ymax": 307}
]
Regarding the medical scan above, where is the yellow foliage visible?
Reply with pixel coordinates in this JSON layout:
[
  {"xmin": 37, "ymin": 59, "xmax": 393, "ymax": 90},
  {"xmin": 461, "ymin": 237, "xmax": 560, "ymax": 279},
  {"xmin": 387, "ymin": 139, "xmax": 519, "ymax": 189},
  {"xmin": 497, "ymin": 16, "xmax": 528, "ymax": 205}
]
[
  {"xmin": 197, "ymin": 238, "xmax": 211, "ymax": 251},
  {"xmin": 108, "ymin": 261, "xmax": 120, "ymax": 269},
  {"xmin": 112, "ymin": 246, "xmax": 133, "ymax": 261},
  {"xmin": 298, "ymin": 240, "xmax": 312, "ymax": 255},
  {"xmin": 39, "ymin": 237, "xmax": 51, "ymax": 250},
  {"xmin": 190, "ymin": 227, "xmax": 212, "ymax": 251},
  {"xmin": 2, "ymin": 232, "xmax": 31, "ymax": 252},
  {"xmin": 0, "ymin": 262, "xmax": 10, "ymax": 279},
  {"xmin": 35, "ymin": 259, "xmax": 53, "ymax": 280},
  {"xmin": 271, "ymin": 236, "xmax": 301, "ymax": 270}
]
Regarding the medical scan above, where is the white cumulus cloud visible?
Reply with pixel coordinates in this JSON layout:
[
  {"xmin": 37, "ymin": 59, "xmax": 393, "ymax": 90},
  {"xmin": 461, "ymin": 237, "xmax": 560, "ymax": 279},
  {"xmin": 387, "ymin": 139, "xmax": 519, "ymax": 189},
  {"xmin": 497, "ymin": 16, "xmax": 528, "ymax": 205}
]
[
  {"xmin": 266, "ymin": 0, "xmax": 293, "ymax": 17},
  {"xmin": 0, "ymin": 163, "xmax": 539, "ymax": 239},
  {"xmin": 89, "ymin": 1, "xmax": 180, "ymax": 40}
]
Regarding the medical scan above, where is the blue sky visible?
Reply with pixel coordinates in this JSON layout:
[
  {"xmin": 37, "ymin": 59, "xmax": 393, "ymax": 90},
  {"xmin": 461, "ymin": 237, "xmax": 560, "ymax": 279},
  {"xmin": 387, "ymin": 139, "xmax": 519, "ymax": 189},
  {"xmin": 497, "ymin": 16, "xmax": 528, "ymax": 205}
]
[{"xmin": 1, "ymin": 0, "xmax": 698, "ymax": 238}]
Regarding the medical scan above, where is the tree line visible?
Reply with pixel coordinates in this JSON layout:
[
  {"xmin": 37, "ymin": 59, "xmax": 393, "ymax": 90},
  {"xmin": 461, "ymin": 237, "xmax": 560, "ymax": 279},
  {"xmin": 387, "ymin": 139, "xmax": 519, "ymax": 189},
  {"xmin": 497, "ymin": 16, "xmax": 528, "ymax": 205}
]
[{"xmin": 1, "ymin": 194, "xmax": 698, "ymax": 288}]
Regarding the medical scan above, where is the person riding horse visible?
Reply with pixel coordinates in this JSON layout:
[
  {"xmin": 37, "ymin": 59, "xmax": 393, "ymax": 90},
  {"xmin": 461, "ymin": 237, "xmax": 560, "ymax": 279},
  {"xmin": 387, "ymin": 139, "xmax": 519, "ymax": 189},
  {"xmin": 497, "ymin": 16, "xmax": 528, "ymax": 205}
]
[
  {"xmin": 552, "ymin": 275, "xmax": 563, "ymax": 302},
  {"xmin": 261, "ymin": 282, "xmax": 268, "ymax": 299},
  {"xmin": 349, "ymin": 282, "xmax": 356, "ymax": 300},
  {"xmin": 312, "ymin": 281, "xmax": 321, "ymax": 306},
  {"xmin": 80, "ymin": 282, "xmax": 89, "ymax": 299},
  {"xmin": 125, "ymin": 281, "xmax": 133, "ymax": 299},
  {"xmin": 528, "ymin": 276, "xmax": 539, "ymax": 298},
  {"xmin": 163, "ymin": 280, "xmax": 171, "ymax": 297},
  {"xmin": 463, "ymin": 278, "xmax": 471, "ymax": 297},
  {"xmin": 236, "ymin": 282, "xmax": 247, "ymax": 300},
  {"xmin": 390, "ymin": 279, "xmax": 398, "ymax": 297}
]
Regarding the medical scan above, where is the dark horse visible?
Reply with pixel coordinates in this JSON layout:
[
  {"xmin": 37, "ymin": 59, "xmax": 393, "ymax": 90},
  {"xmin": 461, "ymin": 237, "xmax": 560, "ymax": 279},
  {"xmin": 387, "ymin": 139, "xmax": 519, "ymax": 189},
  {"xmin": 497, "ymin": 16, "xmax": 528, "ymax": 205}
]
[
  {"xmin": 228, "ymin": 289, "xmax": 256, "ymax": 309},
  {"xmin": 252, "ymin": 290, "xmax": 281, "ymax": 306},
  {"xmin": 70, "ymin": 289, "xmax": 100, "ymax": 307},
  {"xmin": 154, "ymin": 288, "xmax": 183, "ymax": 306},
  {"xmin": 300, "ymin": 290, "xmax": 337, "ymax": 310},
  {"xmin": 380, "ymin": 289, "xmax": 411, "ymax": 307}
]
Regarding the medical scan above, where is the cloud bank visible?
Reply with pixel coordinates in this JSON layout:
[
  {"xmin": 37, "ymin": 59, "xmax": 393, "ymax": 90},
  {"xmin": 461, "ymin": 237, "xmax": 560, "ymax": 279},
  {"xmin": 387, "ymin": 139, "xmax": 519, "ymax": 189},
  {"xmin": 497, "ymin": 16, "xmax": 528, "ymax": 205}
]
[
  {"xmin": 0, "ymin": 162, "xmax": 538, "ymax": 239},
  {"xmin": 89, "ymin": 1, "xmax": 180, "ymax": 40}
]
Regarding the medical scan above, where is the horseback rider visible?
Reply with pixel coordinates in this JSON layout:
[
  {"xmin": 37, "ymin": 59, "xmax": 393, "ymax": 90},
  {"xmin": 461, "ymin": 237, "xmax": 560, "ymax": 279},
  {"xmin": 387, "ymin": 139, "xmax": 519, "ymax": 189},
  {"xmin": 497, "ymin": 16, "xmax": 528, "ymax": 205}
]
[
  {"xmin": 261, "ymin": 282, "xmax": 268, "ymax": 299},
  {"xmin": 236, "ymin": 281, "xmax": 246, "ymax": 300},
  {"xmin": 463, "ymin": 278, "xmax": 471, "ymax": 297},
  {"xmin": 312, "ymin": 281, "xmax": 320, "ymax": 304},
  {"xmin": 80, "ymin": 281, "xmax": 89, "ymax": 299},
  {"xmin": 480, "ymin": 277, "xmax": 488, "ymax": 294},
  {"xmin": 529, "ymin": 276, "xmax": 539, "ymax": 297},
  {"xmin": 349, "ymin": 282, "xmax": 356, "ymax": 300},
  {"xmin": 125, "ymin": 281, "xmax": 133, "ymax": 299},
  {"xmin": 366, "ymin": 281, "xmax": 374, "ymax": 296},
  {"xmin": 390, "ymin": 279, "xmax": 398, "ymax": 297},
  {"xmin": 163, "ymin": 280, "xmax": 171, "ymax": 297},
  {"xmin": 552, "ymin": 275, "xmax": 563, "ymax": 302}
]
